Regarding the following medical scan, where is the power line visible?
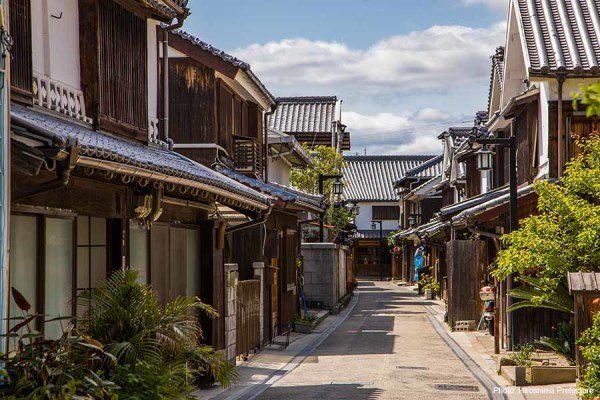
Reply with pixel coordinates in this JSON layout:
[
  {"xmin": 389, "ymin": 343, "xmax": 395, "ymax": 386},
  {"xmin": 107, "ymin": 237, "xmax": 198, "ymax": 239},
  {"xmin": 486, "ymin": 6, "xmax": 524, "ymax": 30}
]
[{"xmin": 351, "ymin": 119, "xmax": 473, "ymax": 138}]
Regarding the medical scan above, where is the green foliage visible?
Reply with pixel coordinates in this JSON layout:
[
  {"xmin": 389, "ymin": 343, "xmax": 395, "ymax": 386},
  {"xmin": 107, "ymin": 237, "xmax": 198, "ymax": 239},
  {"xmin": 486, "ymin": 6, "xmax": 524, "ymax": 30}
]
[
  {"xmin": 387, "ymin": 229, "xmax": 400, "ymax": 247},
  {"xmin": 495, "ymin": 134, "xmax": 600, "ymax": 309},
  {"xmin": 418, "ymin": 275, "xmax": 440, "ymax": 293},
  {"xmin": 0, "ymin": 288, "xmax": 119, "ymax": 399},
  {"xmin": 536, "ymin": 321, "xmax": 575, "ymax": 365},
  {"xmin": 507, "ymin": 276, "xmax": 574, "ymax": 314},
  {"xmin": 78, "ymin": 269, "xmax": 237, "ymax": 397},
  {"xmin": 290, "ymin": 145, "xmax": 353, "ymax": 235},
  {"xmin": 290, "ymin": 145, "xmax": 345, "ymax": 196},
  {"xmin": 573, "ymin": 81, "xmax": 600, "ymax": 118},
  {"xmin": 578, "ymin": 312, "xmax": 600, "ymax": 398},
  {"xmin": 509, "ymin": 344, "xmax": 535, "ymax": 368}
]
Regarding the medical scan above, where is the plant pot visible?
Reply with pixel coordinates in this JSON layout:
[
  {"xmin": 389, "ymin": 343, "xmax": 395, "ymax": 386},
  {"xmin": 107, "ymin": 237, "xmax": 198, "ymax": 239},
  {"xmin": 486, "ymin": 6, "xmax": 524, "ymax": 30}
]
[
  {"xmin": 530, "ymin": 366, "xmax": 576, "ymax": 385},
  {"xmin": 424, "ymin": 289, "xmax": 433, "ymax": 300},
  {"xmin": 294, "ymin": 321, "xmax": 313, "ymax": 334}
]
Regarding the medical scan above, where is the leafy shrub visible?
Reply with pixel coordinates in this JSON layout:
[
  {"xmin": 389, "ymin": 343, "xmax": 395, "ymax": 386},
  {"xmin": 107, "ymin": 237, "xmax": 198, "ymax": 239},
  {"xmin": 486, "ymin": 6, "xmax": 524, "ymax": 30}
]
[
  {"xmin": 78, "ymin": 269, "xmax": 237, "ymax": 397},
  {"xmin": 578, "ymin": 312, "xmax": 600, "ymax": 399},
  {"xmin": 509, "ymin": 344, "xmax": 535, "ymax": 367},
  {"xmin": 0, "ymin": 288, "xmax": 118, "ymax": 399},
  {"xmin": 536, "ymin": 321, "xmax": 575, "ymax": 365},
  {"xmin": 418, "ymin": 275, "xmax": 440, "ymax": 293}
]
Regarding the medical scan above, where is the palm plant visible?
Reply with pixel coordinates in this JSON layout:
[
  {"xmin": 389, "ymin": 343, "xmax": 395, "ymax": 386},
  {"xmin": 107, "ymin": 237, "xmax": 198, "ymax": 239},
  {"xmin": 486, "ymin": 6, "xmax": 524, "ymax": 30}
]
[
  {"xmin": 536, "ymin": 322, "xmax": 575, "ymax": 365},
  {"xmin": 77, "ymin": 269, "xmax": 237, "ymax": 396},
  {"xmin": 508, "ymin": 275, "xmax": 574, "ymax": 314}
]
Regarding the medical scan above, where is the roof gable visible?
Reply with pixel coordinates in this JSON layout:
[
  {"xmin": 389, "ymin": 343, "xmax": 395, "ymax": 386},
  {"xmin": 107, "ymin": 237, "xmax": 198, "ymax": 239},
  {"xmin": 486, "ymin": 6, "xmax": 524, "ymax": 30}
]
[
  {"xmin": 514, "ymin": 0, "xmax": 600, "ymax": 75},
  {"xmin": 342, "ymin": 155, "xmax": 434, "ymax": 202},
  {"xmin": 269, "ymin": 96, "xmax": 338, "ymax": 134}
]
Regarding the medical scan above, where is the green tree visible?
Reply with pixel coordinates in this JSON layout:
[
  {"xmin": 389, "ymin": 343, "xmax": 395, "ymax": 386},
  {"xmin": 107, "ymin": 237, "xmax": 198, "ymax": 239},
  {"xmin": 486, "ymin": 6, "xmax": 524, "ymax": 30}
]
[{"xmin": 290, "ymin": 145, "xmax": 353, "ymax": 236}]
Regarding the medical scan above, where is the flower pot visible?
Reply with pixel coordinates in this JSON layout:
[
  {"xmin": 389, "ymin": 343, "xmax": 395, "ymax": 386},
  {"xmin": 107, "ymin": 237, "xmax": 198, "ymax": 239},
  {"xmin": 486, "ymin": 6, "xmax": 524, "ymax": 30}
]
[
  {"xmin": 424, "ymin": 289, "xmax": 433, "ymax": 300},
  {"xmin": 294, "ymin": 321, "xmax": 313, "ymax": 334}
]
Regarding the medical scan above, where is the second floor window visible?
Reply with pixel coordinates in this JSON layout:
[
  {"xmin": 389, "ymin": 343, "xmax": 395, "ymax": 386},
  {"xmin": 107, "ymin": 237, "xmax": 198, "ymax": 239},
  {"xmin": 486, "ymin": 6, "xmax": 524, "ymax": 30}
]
[
  {"xmin": 9, "ymin": 0, "xmax": 32, "ymax": 104},
  {"xmin": 372, "ymin": 206, "xmax": 400, "ymax": 221},
  {"xmin": 99, "ymin": 1, "xmax": 148, "ymax": 135}
]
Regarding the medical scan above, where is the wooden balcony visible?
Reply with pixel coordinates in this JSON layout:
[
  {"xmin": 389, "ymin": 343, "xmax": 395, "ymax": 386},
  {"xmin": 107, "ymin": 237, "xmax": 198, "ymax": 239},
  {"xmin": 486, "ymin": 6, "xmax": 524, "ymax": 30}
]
[
  {"xmin": 234, "ymin": 136, "xmax": 261, "ymax": 174},
  {"xmin": 33, "ymin": 74, "xmax": 92, "ymax": 123}
]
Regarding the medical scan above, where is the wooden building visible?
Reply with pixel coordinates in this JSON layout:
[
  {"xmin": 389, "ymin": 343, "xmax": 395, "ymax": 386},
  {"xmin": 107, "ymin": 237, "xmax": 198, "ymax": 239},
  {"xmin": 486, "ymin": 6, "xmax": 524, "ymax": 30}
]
[
  {"xmin": 342, "ymin": 155, "xmax": 433, "ymax": 279},
  {"xmin": 7, "ymin": 0, "xmax": 275, "ymax": 353},
  {"xmin": 268, "ymin": 96, "xmax": 350, "ymax": 152},
  {"xmin": 165, "ymin": 30, "xmax": 326, "ymax": 344}
]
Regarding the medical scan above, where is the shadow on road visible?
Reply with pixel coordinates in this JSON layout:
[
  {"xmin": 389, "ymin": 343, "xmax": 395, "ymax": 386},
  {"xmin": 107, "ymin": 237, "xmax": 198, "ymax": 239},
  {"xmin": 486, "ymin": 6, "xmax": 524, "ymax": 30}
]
[{"xmin": 256, "ymin": 383, "xmax": 384, "ymax": 400}]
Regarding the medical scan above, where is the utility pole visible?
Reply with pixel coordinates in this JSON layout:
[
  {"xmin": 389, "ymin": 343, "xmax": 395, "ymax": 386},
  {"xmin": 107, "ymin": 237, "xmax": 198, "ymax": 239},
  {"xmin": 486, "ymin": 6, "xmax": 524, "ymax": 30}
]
[{"xmin": 0, "ymin": 0, "xmax": 11, "ymax": 353}]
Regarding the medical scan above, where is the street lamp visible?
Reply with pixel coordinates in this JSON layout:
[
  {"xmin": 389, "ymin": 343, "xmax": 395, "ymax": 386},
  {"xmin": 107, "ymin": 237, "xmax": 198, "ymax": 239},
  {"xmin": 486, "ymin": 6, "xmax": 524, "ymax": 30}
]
[
  {"xmin": 352, "ymin": 202, "xmax": 360, "ymax": 216},
  {"xmin": 408, "ymin": 215, "xmax": 417, "ymax": 227},
  {"xmin": 372, "ymin": 220, "xmax": 383, "ymax": 281},
  {"xmin": 476, "ymin": 145, "xmax": 494, "ymax": 171},
  {"xmin": 473, "ymin": 130, "xmax": 517, "ymax": 351},
  {"xmin": 332, "ymin": 179, "xmax": 344, "ymax": 195},
  {"xmin": 318, "ymin": 174, "xmax": 343, "ymax": 242}
]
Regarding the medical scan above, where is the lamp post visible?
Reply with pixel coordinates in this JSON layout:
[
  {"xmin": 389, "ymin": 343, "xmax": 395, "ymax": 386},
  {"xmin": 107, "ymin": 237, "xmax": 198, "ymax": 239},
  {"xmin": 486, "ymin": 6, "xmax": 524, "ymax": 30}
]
[
  {"xmin": 318, "ymin": 174, "xmax": 343, "ymax": 242},
  {"xmin": 372, "ymin": 220, "xmax": 383, "ymax": 281},
  {"xmin": 474, "ymin": 130, "xmax": 517, "ymax": 351}
]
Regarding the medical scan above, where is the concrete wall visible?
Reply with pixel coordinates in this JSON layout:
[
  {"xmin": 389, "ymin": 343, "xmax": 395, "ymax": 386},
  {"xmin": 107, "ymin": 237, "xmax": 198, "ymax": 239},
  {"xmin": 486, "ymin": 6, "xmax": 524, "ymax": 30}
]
[
  {"xmin": 354, "ymin": 201, "xmax": 399, "ymax": 231},
  {"xmin": 301, "ymin": 243, "xmax": 348, "ymax": 309}
]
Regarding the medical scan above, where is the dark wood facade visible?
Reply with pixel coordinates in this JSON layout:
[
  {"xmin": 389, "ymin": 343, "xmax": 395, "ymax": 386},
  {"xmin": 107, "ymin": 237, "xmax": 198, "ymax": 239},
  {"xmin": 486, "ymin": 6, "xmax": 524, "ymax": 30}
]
[
  {"xmin": 79, "ymin": 0, "xmax": 149, "ymax": 140},
  {"xmin": 9, "ymin": 0, "xmax": 32, "ymax": 105}
]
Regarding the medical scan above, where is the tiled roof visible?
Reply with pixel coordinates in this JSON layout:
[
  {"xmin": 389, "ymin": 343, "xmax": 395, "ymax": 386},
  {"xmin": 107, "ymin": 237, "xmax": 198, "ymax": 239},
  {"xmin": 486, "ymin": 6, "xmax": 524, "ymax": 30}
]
[
  {"xmin": 342, "ymin": 155, "xmax": 434, "ymax": 202},
  {"xmin": 217, "ymin": 166, "xmax": 325, "ymax": 212},
  {"xmin": 488, "ymin": 46, "xmax": 505, "ymax": 113},
  {"xmin": 356, "ymin": 230, "xmax": 395, "ymax": 239},
  {"xmin": 269, "ymin": 97, "xmax": 338, "ymax": 134},
  {"xmin": 516, "ymin": 0, "xmax": 600, "ymax": 75},
  {"xmin": 452, "ymin": 184, "xmax": 536, "ymax": 224},
  {"xmin": 568, "ymin": 272, "xmax": 600, "ymax": 293},
  {"xmin": 170, "ymin": 30, "xmax": 276, "ymax": 105},
  {"xmin": 438, "ymin": 186, "xmax": 510, "ymax": 219},
  {"xmin": 392, "ymin": 219, "xmax": 450, "ymax": 242},
  {"xmin": 405, "ymin": 154, "xmax": 443, "ymax": 178},
  {"xmin": 11, "ymin": 105, "xmax": 270, "ymax": 207},
  {"xmin": 140, "ymin": 0, "xmax": 188, "ymax": 21}
]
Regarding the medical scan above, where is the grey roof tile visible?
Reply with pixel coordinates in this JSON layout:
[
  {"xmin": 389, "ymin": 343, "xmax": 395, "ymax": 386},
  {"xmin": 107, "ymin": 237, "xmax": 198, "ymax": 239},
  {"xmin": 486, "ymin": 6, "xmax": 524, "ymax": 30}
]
[
  {"xmin": 342, "ymin": 155, "xmax": 435, "ymax": 202},
  {"xmin": 217, "ymin": 166, "xmax": 325, "ymax": 212},
  {"xmin": 170, "ymin": 30, "xmax": 276, "ymax": 105},
  {"xmin": 269, "ymin": 97, "xmax": 337, "ymax": 133},
  {"xmin": 517, "ymin": 0, "xmax": 600, "ymax": 74},
  {"xmin": 11, "ymin": 105, "xmax": 270, "ymax": 206}
]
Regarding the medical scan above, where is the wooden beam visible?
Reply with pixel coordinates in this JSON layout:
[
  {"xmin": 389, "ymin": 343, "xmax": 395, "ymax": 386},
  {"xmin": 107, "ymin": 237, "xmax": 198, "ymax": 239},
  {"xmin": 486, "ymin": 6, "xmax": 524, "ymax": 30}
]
[{"xmin": 168, "ymin": 32, "xmax": 239, "ymax": 80}]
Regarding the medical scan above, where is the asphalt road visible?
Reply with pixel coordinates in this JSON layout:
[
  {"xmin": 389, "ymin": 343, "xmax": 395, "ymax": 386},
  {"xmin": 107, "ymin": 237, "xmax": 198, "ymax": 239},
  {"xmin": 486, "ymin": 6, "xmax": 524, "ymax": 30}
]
[{"xmin": 255, "ymin": 280, "xmax": 491, "ymax": 400}]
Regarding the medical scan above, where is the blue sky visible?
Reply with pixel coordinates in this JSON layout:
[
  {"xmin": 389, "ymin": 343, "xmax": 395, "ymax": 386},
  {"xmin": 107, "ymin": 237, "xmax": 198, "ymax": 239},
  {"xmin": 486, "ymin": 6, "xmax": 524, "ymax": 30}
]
[{"xmin": 183, "ymin": 0, "xmax": 509, "ymax": 155}]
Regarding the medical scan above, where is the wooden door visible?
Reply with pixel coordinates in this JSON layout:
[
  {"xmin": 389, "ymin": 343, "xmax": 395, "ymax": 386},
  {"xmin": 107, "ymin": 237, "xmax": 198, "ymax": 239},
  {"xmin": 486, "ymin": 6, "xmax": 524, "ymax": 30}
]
[
  {"xmin": 236, "ymin": 280, "xmax": 261, "ymax": 355},
  {"xmin": 446, "ymin": 240, "xmax": 487, "ymax": 329}
]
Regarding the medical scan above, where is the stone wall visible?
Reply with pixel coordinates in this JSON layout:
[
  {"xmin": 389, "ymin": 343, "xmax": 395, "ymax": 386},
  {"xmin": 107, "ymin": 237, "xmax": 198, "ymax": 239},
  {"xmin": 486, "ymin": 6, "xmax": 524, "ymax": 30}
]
[
  {"xmin": 224, "ymin": 263, "xmax": 238, "ymax": 363},
  {"xmin": 301, "ymin": 243, "xmax": 349, "ymax": 309}
]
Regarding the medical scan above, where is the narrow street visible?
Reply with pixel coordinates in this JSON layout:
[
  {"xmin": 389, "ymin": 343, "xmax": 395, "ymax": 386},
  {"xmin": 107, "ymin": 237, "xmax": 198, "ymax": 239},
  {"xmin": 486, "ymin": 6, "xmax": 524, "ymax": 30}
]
[{"xmin": 255, "ymin": 281, "xmax": 492, "ymax": 400}]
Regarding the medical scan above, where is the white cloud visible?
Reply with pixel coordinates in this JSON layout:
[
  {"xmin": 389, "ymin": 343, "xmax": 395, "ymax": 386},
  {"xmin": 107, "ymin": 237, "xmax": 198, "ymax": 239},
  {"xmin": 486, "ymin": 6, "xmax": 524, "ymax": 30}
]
[
  {"xmin": 461, "ymin": 0, "xmax": 509, "ymax": 12},
  {"xmin": 230, "ymin": 22, "xmax": 503, "ymax": 156},
  {"xmin": 343, "ymin": 109, "xmax": 470, "ymax": 156},
  {"xmin": 232, "ymin": 22, "xmax": 505, "ymax": 97}
]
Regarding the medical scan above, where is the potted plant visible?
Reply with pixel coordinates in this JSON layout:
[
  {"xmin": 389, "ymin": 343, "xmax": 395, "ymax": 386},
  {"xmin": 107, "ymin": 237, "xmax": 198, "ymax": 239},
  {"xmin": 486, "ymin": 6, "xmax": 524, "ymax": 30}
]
[
  {"xmin": 418, "ymin": 275, "xmax": 440, "ymax": 299},
  {"xmin": 294, "ymin": 314, "xmax": 318, "ymax": 334}
]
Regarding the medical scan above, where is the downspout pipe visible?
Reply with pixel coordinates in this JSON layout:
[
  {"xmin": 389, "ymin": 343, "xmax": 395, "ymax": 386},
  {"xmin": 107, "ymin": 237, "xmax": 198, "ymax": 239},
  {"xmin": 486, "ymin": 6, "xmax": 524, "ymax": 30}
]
[
  {"xmin": 161, "ymin": 11, "xmax": 188, "ymax": 149},
  {"xmin": 557, "ymin": 74, "xmax": 566, "ymax": 178},
  {"xmin": 225, "ymin": 210, "xmax": 271, "ymax": 235},
  {"xmin": 264, "ymin": 106, "xmax": 276, "ymax": 182}
]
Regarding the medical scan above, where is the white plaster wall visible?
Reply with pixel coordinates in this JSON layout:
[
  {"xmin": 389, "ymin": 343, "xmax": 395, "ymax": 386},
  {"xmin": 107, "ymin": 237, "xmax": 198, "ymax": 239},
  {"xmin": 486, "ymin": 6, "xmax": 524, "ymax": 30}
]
[
  {"xmin": 268, "ymin": 157, "xmax": 290, "ymax": 186},
  {"xmin": 32, "ymin": 0, "xmax": 81, "ymax": 89},
  {"xmin": 501, "ymin": 5, "xmax": 527, "ymax": 108},
  {"xmin": 148, "ymin": 20, "xmax": 159, "ymax": 122},
  {"xmin": 354, "ymin": 201, "xmax": 399, "ymax": 231}
]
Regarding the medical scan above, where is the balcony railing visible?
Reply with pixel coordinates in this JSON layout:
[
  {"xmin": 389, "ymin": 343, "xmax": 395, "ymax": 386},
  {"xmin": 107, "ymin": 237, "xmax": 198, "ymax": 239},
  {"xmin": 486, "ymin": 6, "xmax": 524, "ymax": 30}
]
[
  {"xmin": 234, "ymin": 136, "xmax": 261, "ymax": 174},
  {"xmin": 33, "ymin": 73, "xmax": 92, "ymax": 124}
]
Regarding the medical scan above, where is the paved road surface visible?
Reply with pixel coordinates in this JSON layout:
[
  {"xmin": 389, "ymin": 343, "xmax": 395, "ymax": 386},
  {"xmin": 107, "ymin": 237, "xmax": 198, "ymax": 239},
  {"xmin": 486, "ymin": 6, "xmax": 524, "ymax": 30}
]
[{"xmin": 256, "ymin": 280, "xmax": 490, "ymax": 400}]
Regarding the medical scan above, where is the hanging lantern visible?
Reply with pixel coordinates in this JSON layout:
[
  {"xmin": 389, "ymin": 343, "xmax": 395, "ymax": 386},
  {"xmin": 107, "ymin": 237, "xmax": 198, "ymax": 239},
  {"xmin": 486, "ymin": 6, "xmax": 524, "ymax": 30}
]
[
  {"xmin": 332, "ymin": 179, "xmax": 344, "ymax": 195},
  {"xmin": 476, "ymin": 145, "xmax": 493, "ymax": 171}
]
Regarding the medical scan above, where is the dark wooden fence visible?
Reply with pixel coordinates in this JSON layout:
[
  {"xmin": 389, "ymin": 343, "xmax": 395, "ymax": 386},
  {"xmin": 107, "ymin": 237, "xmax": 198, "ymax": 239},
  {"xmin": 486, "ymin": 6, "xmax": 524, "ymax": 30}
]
[
  {"xmin": 446, "ymin": 240, "xmax": 487, "ymax": 329},
  {"xmin": 236, "ymin": 280, "xmax": 261, "ymax": 356}
]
